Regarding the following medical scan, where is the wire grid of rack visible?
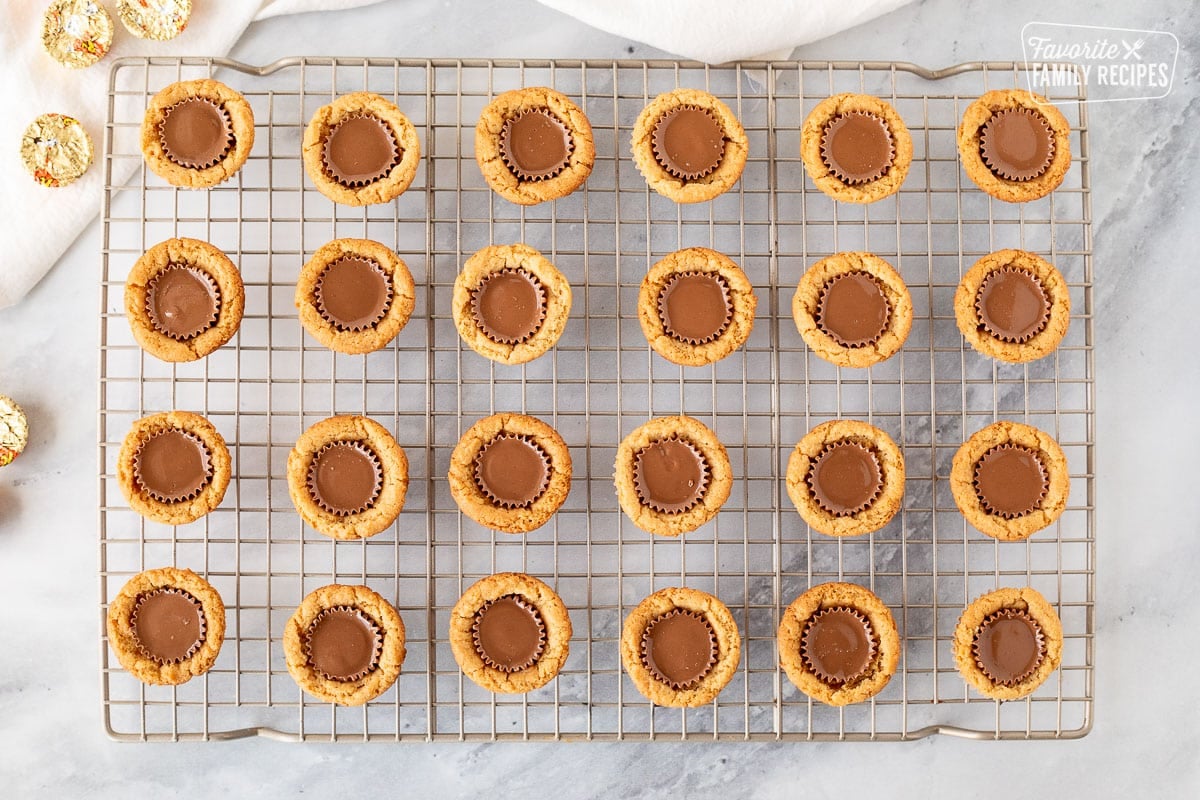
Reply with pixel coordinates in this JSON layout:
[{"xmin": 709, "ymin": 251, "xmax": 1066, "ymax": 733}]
[{"xmin": 99, "ymin": 57, "xmax": 1094, "ymax": 742}]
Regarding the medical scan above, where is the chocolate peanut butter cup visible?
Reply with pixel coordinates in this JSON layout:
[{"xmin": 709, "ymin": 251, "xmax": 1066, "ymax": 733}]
[
  {"xmin": 640, "ymin": 609, "xmax": 718, "ymax": 690},
  {"xmin": 651, "ymin": 105, "xmax": 726, "ymax": 181},
  {"xmin": 794, "ymin": 252, "xmax": 912, "ymax": 368},
  {"xmin": 806, "ymin": 441, "xmax": 883, "ymax": 517},
  {"xmin": 953, "ymin": 587, "xmax": 1061, "ymax": 699},
  {"xmin": 499, "ymin": 108, "xmax": 573, "ymax": 181},
  {"xmin": 957, "ymin": 90, "xmax": 1070, "ymax": 203},
  {"xmin": 133, "ymin": 427, "xmax": 213, "ymax": 503},
  {"xmin": 130, "ymin": 588, "xmax": 206, "ymax": 665},
  {"xmin": 471, "ymin": 594, "xmax": 547, "ymax": 672},
  {"xmin": 144, "ymin": 264, "xmax": 220, "ymax": 341},
  {"xmin": 322, "ymin": 113, "xmax": 399, "ymax": 188},
  {"xmin": 800, "ymin": 606, "xmax": 877, "ymax": 685},
  {"xmin": 787, "ymin": 420, "xmax": 904, "ymax": 537},
  {"xmin": 801, "ymin": 94, "xmax": 912, "ymax": 204},
  {"xmin": 778, "ymin": 582, "xmax": 899, "ymax": 705},
  {"xmin": 974, "ymin": 267, "xmax": 1051, "ymax": 344},
  {"xmin": 284, "ymin": 584, "xmax": 406, "ymax": 704},
  {"xmin": 973, "ymin": 444, "xmax": 1048, "ymax": 519},
  {"xmin": 820, "ymin": 111, "xmax": 895, "ymax": 185},
  {"xmin": 972, "ymin": 608, "xmax": 1046, "ymax": 686},
  {"xmin": 306, "ymin": 440, "xmax": 383, "ymax": 517},
  {"xmin": 816, "ymin": 271, "xmax": 891, "ymax": 348},
  {"xmin": 657, "ymin": 271, "xmax": 733, "ymax": 345},
  {"xmin": 633, "ymin": 437, "xmax": 710, "ymax": 515},
  {"xmin": 469, "ymin": 267, "xmax": 548, "ymax": 345},
  {"xmin": 950, "ymin": 421, "xmax": 1068, "ymax": 541},
  {"xmin": 980, "ymin": 108, "xmax": 1055, "ymax": 182},
  {"xmin": 107, "ymin": 567, "xmax": 226, "ymax": 685},
  {"xmin": 304, "ymin": 606, "xmax": 383, "ymax": 682},
  {"xmin": 158, "ymin": 97, "xmax": 233, "ymax": 170},
  {"xmin": 142, "ymin": 79, "xmax": 254, "ymax": 189},
  {"xmin": 315, "ymin": 256, "xmax": 393, "ymax": 333},
  {"xmin": 473, "ymin": 434, "xmax": 551, "ymax": 510}
]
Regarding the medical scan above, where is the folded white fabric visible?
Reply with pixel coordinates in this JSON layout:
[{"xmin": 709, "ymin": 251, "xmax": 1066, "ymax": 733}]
[
  {"xmin": 0, "ymin": 0, "xmax": 382, "ymax": 309},
  {"xmin": 536, "ymin": 0, "xmax": 914, "ymax": 64}
]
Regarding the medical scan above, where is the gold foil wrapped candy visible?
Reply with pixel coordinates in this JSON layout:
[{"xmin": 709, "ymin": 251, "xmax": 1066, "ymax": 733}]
[
  {"xmin": 41, "ymin": 0, "xmax": 114, "ymax": 68},
  {"xmin": 116, "ymin": 0, "xmax": 192, "ymax": 41},
  {"xmin": 20, "ymin": 114, "xmax": 94, "ymax": 188}
]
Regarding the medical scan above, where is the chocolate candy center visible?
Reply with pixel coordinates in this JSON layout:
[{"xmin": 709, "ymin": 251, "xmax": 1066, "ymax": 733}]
[
  {"xmin": 973, "ymin": 445, "xmax": 1048, "ymax": 518},
  {"xmin": 323, "ymin": 114, "xmax": 398, "ymax": 187},
  {"xmin": 472, "ymin": 595, "xmax": 546, "ymax": 672},
  {"xmin": 306, "ymin": 608, "xmax": 380, "ymax": 681},
  {"xmin": 633, "ymin": 438, "xmax": 707, "ymax": 514},
  {"xmin": 132, "ymin": 589, "xmax": 205, "ymax": 664},
  {"xmin": 821, "ymin": 112, "xmax": 893, "ymax": 185},
  {"xmin": 976, "ymin": 268, "xmax": 1050, "ymax": 343},
  {"xmin": 159, "ymin": 98, "xmax": 231, "ymax": 169},
  {"xmin": 641, "ymin": 609, "xmax": 717, "ymax": 689},
  {"xmin": 658, "ymin": 272, "xmax": 732, "ymax": 344},
  {"xmin": 807, "ymin": 441, "xmax": 882, "ymax": 517},
  {"xmin": 474, "ymin": 434, "xmax": 550, "ymax": 509},
  {"xmin": 471, "ymin": 268, "xmax": 545, "ymax": 344},
  {"xmin": 973, "ymin": 610, "xmax": 1044, "ymax": 685},
  {"xmin": 308, "ymin": 441, "xmax": 381, "ymax": 516},
  {"xmin": 817, "ymin": 271, "xmax": 890, "ymax": 348},
  {"xmin": 651, "ymin": 105, "xmax": 725, "ymax": 180},
  {"xmin": 499, "ymin": 109, "xmax": 572, "ymax": 180},
  {"xmin": 146, "ymin": 264, "xmax": 219, "ymax": 340},
  {"xmin": 801, "ymin": 608, "xmax": 875, "ymax": 685},
  {"xmin": 980, "ymin": 108, "xmax": 1055, "ymax": 182},
  {"xmin": 315, "ymin": 256, "xmax": 392, "ymax": 332},
  {"xmin": 135, "ymin": 429, "xmax": 211, "ymax": 503}
]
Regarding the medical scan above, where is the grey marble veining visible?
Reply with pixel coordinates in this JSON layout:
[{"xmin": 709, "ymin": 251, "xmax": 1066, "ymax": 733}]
[{"xmin": 1, "ymin": 0, "xmax": 1197, "ymax": 795}]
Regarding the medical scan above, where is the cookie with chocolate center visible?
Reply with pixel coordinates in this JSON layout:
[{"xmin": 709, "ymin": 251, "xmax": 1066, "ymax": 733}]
[
  {"xmin": 140, "ymin": 78, "xmax": 253, "ymax": 188},
  {"xmin": 449, "ymin": 573, "xmax": 572, "ymax": 694}
]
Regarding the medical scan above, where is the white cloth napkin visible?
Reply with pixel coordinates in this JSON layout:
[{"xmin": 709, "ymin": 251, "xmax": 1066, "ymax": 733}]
[
  {"xmin": 0, "ymin": 0, "xmax": 382, "ymax": 309},
  {"xmin": 536, "ymin": 0, "xmax": 914, "ymax": 64}
]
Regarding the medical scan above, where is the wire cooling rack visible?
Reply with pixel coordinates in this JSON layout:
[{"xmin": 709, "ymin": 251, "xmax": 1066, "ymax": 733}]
[{"xmin": 99, "ymin": 57, "xmax": 1094, "ymax": 741}]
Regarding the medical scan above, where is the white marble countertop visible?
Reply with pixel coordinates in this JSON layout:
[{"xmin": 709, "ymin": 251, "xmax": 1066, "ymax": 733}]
[{"xmin": 2, "ymin": 0, "xmax": 1197, "ymax": 795}]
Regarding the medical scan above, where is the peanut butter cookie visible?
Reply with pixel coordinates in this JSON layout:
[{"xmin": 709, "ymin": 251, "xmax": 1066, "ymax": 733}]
[
  {"xmin": 116, "ymin": 411, "xmax": 230, "ymax": 525},
  {"xmin": 954, "ymin": 248, "xmax": 1070, "ymax": 363},
  {"xmin": 631, "ymin": 89, "xmax": 748, "ymax": 204},
  {"xmin": 286, "ymin": 415, "xmax": 408, "ymax": 540},
  {"xmin": 778, "ymin": 582, "xmax": 900, "ymax": 706},
  {"xmin": 786, "ymin": 420, "xmax": 904, "ymax": 537},
  {"xmin": 615, "ymin": 415, "xmax": 732, "ymax": 537},
  {"xmin": 950, "ymin": 421, "xmax": 1069, "ymax": 541},
  {"xmin": 295, "ymin": 238, "xmax": 416, "ymax": 355},
  {"xmin": 475, "ymin": 87, "xmax": 594, "ymax": 205},
  {"xmin": 107, "ymin": 567, "xmax": 225, "ymax": 686},
  {"xmin": 302, "ymin": 91, "xmax": 421, "ymax": 206},
  {"xmin": 953, "ymin": 586, "xmax": 1063, "ymax": 700},
  {"xmin": 638, "ymin": 247, "xmax": 757, "ymax": 367},
  {"xmin": 621, "ymin": 587, "xmax": 740, "ymax": 707},
  {"xmin": 449, "ymin": 572, "xmax": 572, "ymax": 694},
  {"xmin": 958, "ymin": 89, "xmax": 1071, "ymax": 203},
  {"xmin": 792, "ymin": 251, "xmax": 912, "ymax": 368},
  {"xmin": 448, "ymin": 413, "xmax": 571, "ymax": 534},
  {"xmin": 140, "ymin": 78, "xmax": 254, "ymax": 188},
  {"xmin": 801, "ymin": 93, "xmax": 912, "ymax": 204},
  {"xmin": 452, "ymin": 244, "xmax": 571, "ymax": 365},
  {"xmin": 125, "ymin": 237, "xmax": 245, "ymax": 363},
  {"xmin": 283, "ymin": 584, "xmax": 407, "ymax": 706}
]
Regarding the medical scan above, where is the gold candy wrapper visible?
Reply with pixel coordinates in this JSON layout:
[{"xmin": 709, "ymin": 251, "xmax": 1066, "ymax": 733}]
[
  {"xmin": 116, "ymin": 0, "xmax": 192, "ymax": 41},
  {"xmin": 41, "ymin": 0, "xmax": 114, "ymax": 69},
  {"xmin": 0, "ymin": 395, "xmax": 29, "ymax": 469},
  {"xmin": 20, "ymin": 114, "xmax": 94, "ymax": 188}
]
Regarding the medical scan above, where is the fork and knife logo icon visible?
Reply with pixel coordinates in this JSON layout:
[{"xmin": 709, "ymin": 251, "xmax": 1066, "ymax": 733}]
[{"xmin": 1121, "ymin": 38, "xmax": 1145, "ymax": 60}]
